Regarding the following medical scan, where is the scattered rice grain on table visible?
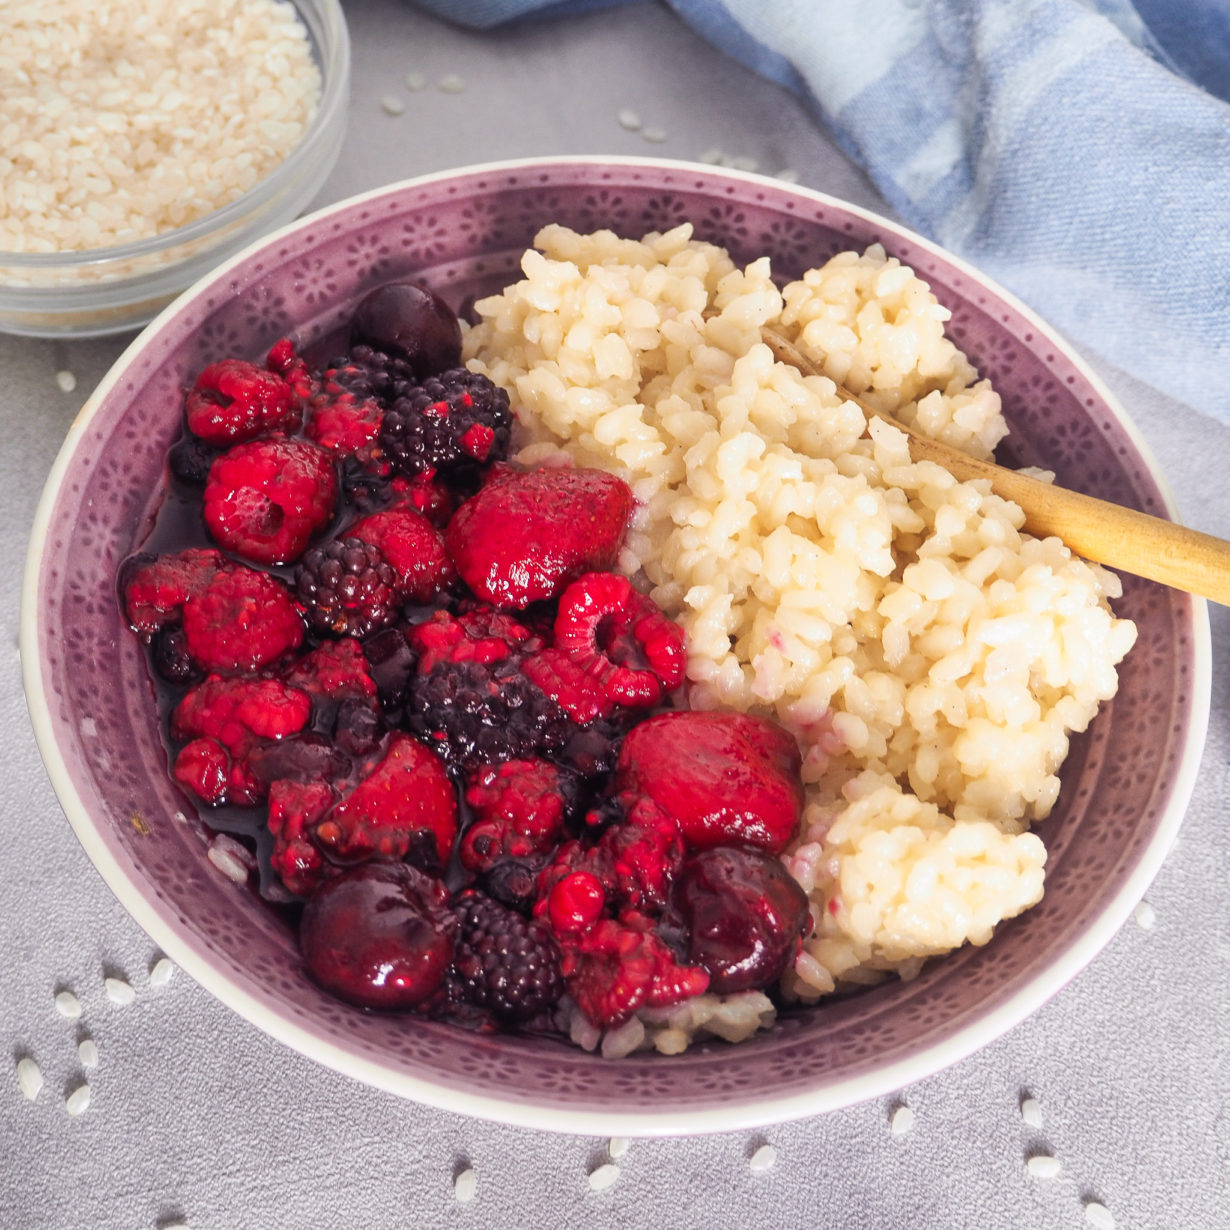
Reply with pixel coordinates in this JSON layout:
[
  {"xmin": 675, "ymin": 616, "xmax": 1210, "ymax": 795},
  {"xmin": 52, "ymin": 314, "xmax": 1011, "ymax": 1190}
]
[
  {"xmin": 1084, "ymin": 1200, "xmax": 1116, "ymax": 1229},
  {"xmin": 16, "ymin": 1056, "xmax": 43, "ymax": 1101},
  {"xmin": 149, "ymin": 956, "xmax": 176, "ymax": 988},
  {"xmin": 464, "ymin": 223, "xmax": 1137, "ymax": 1052},
  {"xmin": 1026, "ymin": 1154, "xmax": 1062, "ymax": 1179},
  {"xmin": 453, "ymin": 1167, "xmax": 477, "ymax": 1204},
  {"xmin": 890, "ymin": 1104, "xmax": 915, "ymax": 1135},
  {"xmin": 54, "ymin": 989, "xmax": 82, "ymax": 1020},
  {"xmin": 65, "ymin": 1082, "xmax": 91, "ymax": 1117},
  {"xmin": 1, "ymin": 0, "xmax": 320, "ymax": 252},
  {"xmin": 105, "ymin": 976, "xmax": 135, "ymax": 1006},
  {"xmin": 608, "ymin": 1136, "xmax": 630, "ymax": 1159},
  {"xmin": 1020, "ymin": 1095, "xmax": 1043, "ymax": 1128},
  {"xmin": 78, "ymin": 1038, "xmax": 99, "ymax": 1068},
  {"xmin": 588, "ymin": 1162, "xmax": 621, "ymax": 1192},
  {"xmin": 748, "ymin": 1143, "xmax": 777, "ymax": 1172}
]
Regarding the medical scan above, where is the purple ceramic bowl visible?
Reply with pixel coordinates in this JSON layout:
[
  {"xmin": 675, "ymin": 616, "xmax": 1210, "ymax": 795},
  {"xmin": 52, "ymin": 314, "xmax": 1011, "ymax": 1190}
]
[{"xmin": 20, "ymin": 157, "xmax": 1210, "ymax": 1135}]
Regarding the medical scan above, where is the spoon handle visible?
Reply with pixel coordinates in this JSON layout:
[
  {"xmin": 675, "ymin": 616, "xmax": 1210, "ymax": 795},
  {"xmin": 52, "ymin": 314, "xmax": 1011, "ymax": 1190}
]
[{"xmin": 762, "ymin": 328, "xmax": 1230, "ymax": 606}]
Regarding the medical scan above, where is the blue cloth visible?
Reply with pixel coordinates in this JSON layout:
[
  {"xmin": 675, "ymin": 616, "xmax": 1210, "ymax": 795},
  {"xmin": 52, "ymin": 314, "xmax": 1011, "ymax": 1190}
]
[{"xmin": 411, "ymin": 0, "xmax": 1230, "ymax": 423}]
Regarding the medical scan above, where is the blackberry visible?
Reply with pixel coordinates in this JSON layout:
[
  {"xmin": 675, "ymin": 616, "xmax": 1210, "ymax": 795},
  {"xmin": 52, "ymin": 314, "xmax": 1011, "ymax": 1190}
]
[
  {"xmin": 379, "ymin": 369, "xmax": 512, "ymax": 479},
  {"xmin": 325, "ymin": 344, "xmax": 419, "ymax": 407},
  {"xmin": 408, "ymin": 657, "xmax": 574, "ymax": 776},
  {"xmin": 451, "ymin": 890, "xmax": 564, "ymax": 1022},
  {"xmin": 294, "ymin": 537, "xmax": 400, "ymax": 638}
]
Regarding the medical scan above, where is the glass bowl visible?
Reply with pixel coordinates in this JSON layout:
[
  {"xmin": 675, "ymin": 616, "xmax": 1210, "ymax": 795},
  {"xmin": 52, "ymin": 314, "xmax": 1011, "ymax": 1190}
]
[{"xmin": 0, "ymin": 0, "xmax": 350, "ymax": 339}]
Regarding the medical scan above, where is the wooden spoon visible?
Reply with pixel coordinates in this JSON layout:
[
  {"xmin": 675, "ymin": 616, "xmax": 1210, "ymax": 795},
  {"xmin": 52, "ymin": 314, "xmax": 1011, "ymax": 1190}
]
[{"xmin": 761, "ymin": 328, "xmax": 1230, "ymax": 607}]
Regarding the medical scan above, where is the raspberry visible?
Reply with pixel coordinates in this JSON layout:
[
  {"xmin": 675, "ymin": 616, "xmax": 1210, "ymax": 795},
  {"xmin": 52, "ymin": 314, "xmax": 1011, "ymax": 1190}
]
[
  {"xmin": 407, "ymin": 657, "xmax": 573, "ymax": 775},
  {"xmin": 536, "ymin": 797, "xmax": 682, "ymax": 920},
  {"xmin": 305, "ymin": 381, "xmax": 384, "ymax": 460},
  {"xmin": 552, "ymin": 572, "xmax": 686, "ymax": 708},
  {"xmin": 120, "ymin": 548, "xmax": 225, "ymax": 634},
  {"xmin": 459, "ymin": 758, "xmax": 573, "ymax": 873},
  {"xmin": 560, "ymin": 914, "xmax": 708, "ymax": 1029},
  {"xmin": 204, "ymin": 437, "xmax": 338, "ymax": 566},
  {"xmin": 265, "ymin": 337, "xmax": 314, "ymax": 401},
  {"xmin": 283, "ymin": 637, "xmax": 378, "ymax": 702},
  {"xmin": 294, "ymin": 537, "xmax": 400, "ymax": 638},
  {"xmin": 184, "ymin": 357, "xmax": 301, "ymax": 446},
  {"xmin": 451, "ymin": 890, "xmax": 564, "ymax": 1022},
  {"xmin": 310, "ymin": 732, "xmax": 458, "ymax": 868},
  {"xmin": 521, "ymin": 648, "xmax": 613, "ymax": 724},
  {"xmin": 379, "ymin": 369, "xmax": 512, "ymax": 478},
  {"xmin": 170, "ymin": 675, "xmax": 312, "ymax": 806},
  {"xmin": 267, "ymin": 779, "xmax": 335, "ymax": 897},
  {"xmin": 406, "ymin": 606, "xmax": 536, "ymax": 675},
  {"xmin": 299, "ymin": 862, "xmax": 457, "ymax": 1011},
  {"xmin": 445, "ymin": 466, "xmax": 633, "ymax": 608},
  {"xmin": 347, "ymin": 506, "xmax": 454, "ymax": 603},
  {"xmin": 181, "ymin": 565, "xmax": 304, "ymax": 674},
  {"xmin": 545, "ymin": 870, "xmax": 606, "ymax": 936}
]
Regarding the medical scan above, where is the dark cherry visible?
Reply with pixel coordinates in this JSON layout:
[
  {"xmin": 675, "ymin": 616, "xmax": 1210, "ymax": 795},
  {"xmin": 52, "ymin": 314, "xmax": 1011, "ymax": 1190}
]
[
  {"xmin": 673, "ymin": 846, "xmax": 809, "ymax": 994},
  {"xmin": 299, "ymin": 862, "xmax": 457, "ymax": 1011},
  {"xmin": 349, "ymin": 282, "xmax": 462, "ymax": 380}
]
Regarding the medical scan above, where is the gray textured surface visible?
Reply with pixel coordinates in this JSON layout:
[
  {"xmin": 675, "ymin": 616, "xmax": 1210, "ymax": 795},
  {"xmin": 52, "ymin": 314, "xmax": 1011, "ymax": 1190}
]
[{"xmin": 2, "ymin": 3, "xmax": 1227, "ymax": 1227}]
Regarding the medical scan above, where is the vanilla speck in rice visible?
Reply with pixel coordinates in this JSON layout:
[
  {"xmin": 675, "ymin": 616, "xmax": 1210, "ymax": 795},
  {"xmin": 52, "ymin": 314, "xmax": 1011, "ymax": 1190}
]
[{"xmin": 464, "ymin": 223, "xmax": 1136, "ymax": 1052}]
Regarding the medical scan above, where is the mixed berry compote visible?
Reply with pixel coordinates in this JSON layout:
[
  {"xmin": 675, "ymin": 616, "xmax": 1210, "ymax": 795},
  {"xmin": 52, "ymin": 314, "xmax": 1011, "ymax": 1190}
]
[{"xmin": 118, "ymin": 280, "xmax": 811, "ymax": 1045}]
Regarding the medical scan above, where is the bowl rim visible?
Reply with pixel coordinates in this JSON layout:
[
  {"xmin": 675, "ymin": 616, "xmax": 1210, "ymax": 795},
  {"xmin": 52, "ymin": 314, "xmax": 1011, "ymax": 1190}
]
[
  {"xmin": 20, "ymin": 155, "xmax": 1213, "ymax": 1135},
  {"xmin": 0, "ymin": 0, "xmax": 351, "ymax": 273}
]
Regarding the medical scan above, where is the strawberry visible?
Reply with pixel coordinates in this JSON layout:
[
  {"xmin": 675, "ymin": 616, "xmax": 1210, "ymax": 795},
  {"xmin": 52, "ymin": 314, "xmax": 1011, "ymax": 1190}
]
[
  {"xmin": 347, "ymin": 506, "xmax": 454, "ymax": 603},
  {"xmin": 444, "ymin": 465, "xmax": 633, "ymax": 608},
  {"xmin": 615, "ymin": 711, "xmax": 804, "ymax": 854},
  {"xmin": 311, "ymin": 732, "xmax": 458, "ymax": 867},
  {"xmin": 204, "ymin": 437, "xmax": 338, "ymax": 566},
  {"xmin": 180, "ymin": 565, "xmax": 304, "ymax": 674}
]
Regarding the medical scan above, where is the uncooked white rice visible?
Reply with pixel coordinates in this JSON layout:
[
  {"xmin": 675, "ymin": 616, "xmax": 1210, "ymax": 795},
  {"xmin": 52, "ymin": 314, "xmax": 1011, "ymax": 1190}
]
[
  {"xmin": 890, "ymin": 1104, "xmax": 915, "ymax": 1136},
  {"xmin": 16, "ymin": 1056, "xmax": 43, "ymax": 1101},
  {"xmin": 149, "ymin": 956, "xmax": 176, "ymax": 988},
  {"xmin": 588, "ymin": 1163, "xmax": 621, "ymax": 1192},
  {"xmin": 65, "ymin": 1081, "xmax": 91, "ymax": 1117},
  {"xmin": 105, "ymin": 976, "xmax": 136, "ymax": 1006},
  {"xmin": 1, "ymin": 0, "xmax": 319, "ymax": 253},
  {"xmin": 1084, "ymin": 1200, "xmax": 1116, "ymax": 1229},
  {"xmin": 464, "ymin": 223, "xmax": 1136, "ymax": 1050},
  {"xmin": 453, "ymin": 1167, "xmax": 477, "ymax": 1204},
  {"xmin": 1020, "ymin": 1095, "xmax": 1043, "ymax": 1129},
  {"xmin": 608, "ymin": 1136, "xmax": 630, "ymax": 1159},
  {"xmin": 78, "ymin": 1038, "xmax": 100, "ymax": 1069},
  {"xmin": 54, "ymin": 989, "xmax": 82, "ymax": 1020},
  {"xmin": 1026, "ymin": 1154, "xmax": 1063, "ymax": 1179},
  {"xmin": 748, "ymin": 1143, "xmax": 777, "ymax": 1172}
]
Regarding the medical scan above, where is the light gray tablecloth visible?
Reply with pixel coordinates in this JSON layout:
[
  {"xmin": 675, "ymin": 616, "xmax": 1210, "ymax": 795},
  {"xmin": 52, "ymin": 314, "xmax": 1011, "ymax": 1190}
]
[{"xmin": 2, "ymin": 3, "xmax": 1227, "ymax": 1227}]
